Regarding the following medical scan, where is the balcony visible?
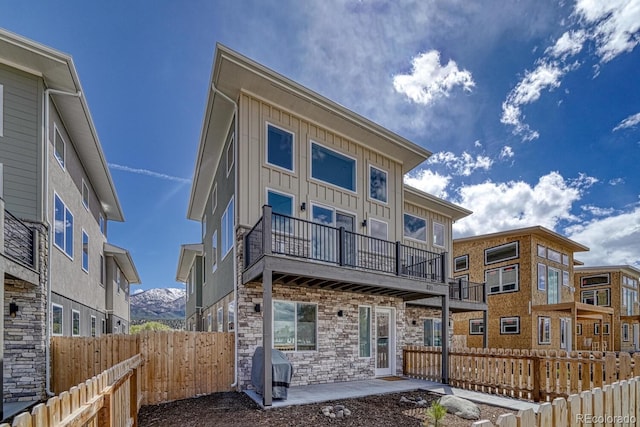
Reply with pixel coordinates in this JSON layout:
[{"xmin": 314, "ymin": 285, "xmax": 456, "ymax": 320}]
[
  {"xmin": 4, "ymin": 209, "xmax": 36, "ymax": 269},
  {"xmin": 244, "ymin": 206, "xmax": 485, "ymax": 305}
]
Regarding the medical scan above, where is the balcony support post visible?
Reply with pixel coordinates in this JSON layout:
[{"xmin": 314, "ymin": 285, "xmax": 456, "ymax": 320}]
[
  {"xmin": 483, "ymin": 309, "xmax": 488, "ymax": 348},
  {"xmin": 262, "ymin": 268, "xmax": 273, "ymax": 407},
  {"xmin": 262, "ymin": 205, "xmax": 272, "ymax": 256},
  {"xmin": 338, "ymin": 227, "xmax": 345, "ymax": 266},
  {"xmin": 441, "ymin": 294, "xmax": 449, "ymax": 384},
  {"xmin": 440, "ymin": 252, "xmax": 448, "ymax": 283}
]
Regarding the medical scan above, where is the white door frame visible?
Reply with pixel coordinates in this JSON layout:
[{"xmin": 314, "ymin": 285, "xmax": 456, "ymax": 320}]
[{"xmin": 374, "ymin": 307, "xmax": 395, "ymax": 377}]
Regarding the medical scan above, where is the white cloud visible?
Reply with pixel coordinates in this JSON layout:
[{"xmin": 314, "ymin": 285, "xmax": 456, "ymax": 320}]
[
  {"xmin": 474, "ymin": 140, "xmax": 482, "ymax": 148},
  {"xmin": 613, "ymin": 112, "xmax": 640, "ymax": 131},
  {"xmin": 427, "ymin": 151, "xmax": 493, "ymax": 176},
  {"xmin": 574, "ymin": 0, "xmax": 640, "ymax": 62},
  {"xmin": 403, "ymin": 169, "xmax": 451, "ymax": 199},
  {"xmin": 393, "ymin": 50, "xmax": 475, "ymax": 105},
  {"xmin": 452, "ymin": 172, "xmax": 589, "ymax": 236},
  {"xmin": 609, "ymin": 177, "xmax": 625, "ymax": 185},
  {"xmin": 581, "ymin": 205, "xmax": 615, "ymax": 217},
  {"xmin": 565, "ymin": 204, "xmax": 640, "ymax": 267},
  {"xmin": 109, "ymin": 163, "xmax": 191, "ymax": 184},
  {"xmin": 500, "ymin": 146, "xmax": 514, "ymax": 159},
  {"xmin": 546, "ymin": 30, "xmax": 587, "ymax": 59}
]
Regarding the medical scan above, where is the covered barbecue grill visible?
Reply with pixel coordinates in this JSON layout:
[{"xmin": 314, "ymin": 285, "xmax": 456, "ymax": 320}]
[{"xmin": 251, "ymin": 346, "xmax": 293, "ymax": 399}]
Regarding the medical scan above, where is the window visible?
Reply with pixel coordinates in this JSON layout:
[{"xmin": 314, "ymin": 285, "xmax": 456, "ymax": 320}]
[
  {"xmin": 548, "ymin": 267, "xmax": 560, "ymax": 304},
  {"xmin": 91, "ymin": 316, "xmax": 97, "ymax": 337},
  {"xmin": 100, "ymin": 255, "xmax": 104, "ymax": 285},
  {"xmin": 454, "ymin": 255, "xmax": 468, "ymax": 272},
  {"xmin": 102, "ymin": 319, "xmax": 106, "ymax": 334},
  {"xmin": 560, "ymin": 318, "xmax": 567, "ymax": 349},
  {"xmin": 562, "ymin": 254, "xmax": 570, "ymax": 266},
  {"xmin": 581, "ymin": 289, "xmax": 610, "ymax": 306},
  {"xmin": 72, "ymin": 310, "xmax": 80, "ymax": 336},
  {"xmin": 547, "ymin": 249, "xmax": 561, "ymax": 263},
  {"xmin": 54, "ymin": 126, "xmax": 65, "ymax": 168},
  {"xmin": 221, "ymin": 198, "xmax": 234, "ymax": 258},
  {"xmin": 226, "ymin": 134, "xmax": 234, "ymax": 176},
  {"xmin": 433, "ymin": 222, "xmax": 445, "ymax": 247},
  {"xmin": 424, "ymin": 318, "xmax": 442, "ymax": 346},
  {"xmin": 603, "ymin": 323, "xmax": 610, "ymax": 335},
  {"xmin": 537, "ymin": 263, "xmax": 546, "ymax": 291},
  {"xmin": 211, "ymin": 183, "xmax": 217, "ymax": 213},
  {"xmin": 202, "ymin": 215, "xmax": 207, "ymax": 238},
  {"xmin": 576, "ymin": 324, "xmax": 582, "ymax": 335},
  {"xmin": 52, "ymin": 304, "xmax": 63, "ymax": 336},
  {"xmin": 217, "ymin": 307, "xmax": 223, "ymax": 332},
  {"xmin": 311, "ymin": 204, "xmax": 336, "ymax": 261},
  {"xmin": 0, "ymin": 84, "xmax": 3, "ymax": 137},
  {"xmin": 267, "ymin": 124, "xmax": 294, "ymax": 171},
  {"xmin": 563, "ymin": 270, "xmax": 570, "ymax": 287},
  {"xmin": 485, "ymin": 242, "xmax": 518, "ymax": 265},
  {"xmin": 310, "ymin": 142, "xmax": 356, "ymax": 192},
  {"xmin": 54, "ymin": 194, "xmax": 74, "ymax": 258},
  {"xmin": 469, "ymin": 319, "xmax": 484, "ymax": 335},
  {"xmin": 622, "ymin": 323, "xmax": 630, "ymax": 341},
  {"xmin": 404, "ymin": 213, "xmax": 426, "ymax": 242},
  {"xmin": 537, "ymin": 245, "xmax": 546, "ymax": 258},
  {"xmin": 359, "ymin": 306, "xmax": 371, "ymax": 357},
  {"xmin": 212, "ymin": 230, "xmax": 218, "ymax": 272},
  {"xmin": 274, "ymin": 301, "xmax": 317, "ymax": 351},
  {"xmin": 82, "ymin": 230, "xmax": 89, "ymax": 272},
  {"xmin": 369, "ymin": 166, "xmax": 387, "ymax": 203},
  {"xmin": 594, "ymin": 323, "xmax": 600, "ymax": 335},
  {"xmin": 115, "ymin": 266, "xmax": 121, "ymax": 294},
  {"xmin": 581, "ymin": 274, "xmax": 610, "ymax": 287},
  {"xmin": 486, "ymin": 264, "xmax": 518, "ymax": 294},
  {"xmin": 207, "ymin": 313, "xmax": 212, "ymax": 332},
  {"xmin": 500, "ymin": 317, "xmax": 520, "ymax": 334},
  {"xmin": 189, "ymin": 268, "xmax": 194, "ymax": 295},
  {"xmin": 538, "ymin": 317, "xmax": 551, "ymax": 344},
  {"xmin": 228, "ymin": 301, "xmax": 235, "ymax": 331},
  {"xmin": 369, "ymin": 218, "xmax": 389, "ymax": 255},
  {"xmin": 99, "ymin": 214, "xmax": 105, "ymax": 235},
  {"xmin": 268, "ymin": 190, "xmax": 294, "ymax": 233},
  {"xmin": 82, "ymin": 180, "xmax": 89, "ymax": 210}
]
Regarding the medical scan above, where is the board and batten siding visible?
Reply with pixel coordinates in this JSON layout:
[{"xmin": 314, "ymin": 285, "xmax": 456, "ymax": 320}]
[
  {"xmin": 402, "ymin": 201, "xmax": 453, "ymax": 255},
  {"xmin": 237, "ymin": 92, "xmax": 404, "ymax": 240},
  {"xmin": 0, "ymin": 64, "xmax": 42, "ymax": 221}
]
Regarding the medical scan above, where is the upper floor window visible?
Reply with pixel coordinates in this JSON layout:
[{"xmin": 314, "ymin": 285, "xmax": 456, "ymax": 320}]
[
  {"xmin": 500, "ymin": 316, "xmax": 520, "ymax": 334},
  {"xmin": 548, "ymin": 267, "xmax": 560, "ymax": 304},
  {"xmin": 82, "ymin": 230, "xmax": 89, "ymax": 272},
  {"xmin": 268, "ymin": 190, "xmax": 294, "ymax": 234},
  {"xmin": 54, "ymin": 126, "xmax": 65, "ymax": 168},
  {"xmin": 563, "ymin": 270, "xmax": 570, "ymax": 287},
  {"xmin": 212, "ymin": 230, "xmax": 218, "ymax": 272},
  {"xmin": 537, "ymin": 263, "xmax": 546, "ymax": 291},
  {"xmin": 221, "ymin": 197, "xmax": 234, "ymax": 258},
  {"xmin": 82, "ymin": 180, "xmax": 89, "ymax": 210},
  {"xmin": 581, "ymin": 288, "xmax": 610, "ymax": 306},
  {"xmin": 115, "ymin": 266, "xmax": 121, "ymax": 293},
  {"xmin": 226, "ymin": 134, "xmax": 234, "ymax": 177},
  {"xmin": 54, "ymin": 194, "xmax": 74, "ymax": 258},
  {"xmin": 454, "ymin": 255, "xmax": 468, "ymax": 272},
  {"xmin": 404, "ymin": 213, "xmax": 426, "ymax": 242},
  {"xmin": 547, "ymin": 249, "xmax": 561, "ymax": 263},
  {"xmin": 433, "ymin": 222, "xmax": 445, "ymax": 247},
  {"xmin": 212, "ymin": 183, "xmax": 217, "ymax": 214},
  {"xmin": 537, "ymin": 245, "xmax": 546, "ymax": 258},
  {"xmin": 486, "ymin": 264, "xmax": 518, "ymax": 294},
  {"xmin": 100, "ymin": 255, "xmax": 104, "ymax": 285},
  {"xmin": 485, "ymin": 242, "xmax": 518, "ymax": 265},
  {"xmin": 202, "ymin": 215, "xmax": 207, "ymax": 238},
  {"xmin": 581, "ymin": 274, "xmax": 610, "ymax": 287},
  {"xmin": 623, "ymin": 276, "xmax": 638, "ymax": 288},
  {"xmin": 311, "ymin": 142, "xmax": 356, "ymax": 192},
  {"xmin": 562, "ymin": 254, "xmax": 570, "ymax": 266},
  {"xmin": 217, "ymin": 307, "xmax": 224, "ymax": 332},
  {"xmin": 369, "ymin": 218, "xmax": 388, "ymax": 241},
  {"xmin": 369, "ymin": 166, "xmax": 387, "ymax": 203},
  {"xmin": 99, "ymin": 214, "xmax": 105, "ymax": 235},
  {"xmin": 267, "ymin": 124, "xmax": 294, "ymax": 171}
]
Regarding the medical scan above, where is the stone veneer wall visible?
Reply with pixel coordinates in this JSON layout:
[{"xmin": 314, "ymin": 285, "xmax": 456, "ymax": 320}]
[{"xmin": 4, "ymin": 221, "xmax": 48, "ymax": 402}]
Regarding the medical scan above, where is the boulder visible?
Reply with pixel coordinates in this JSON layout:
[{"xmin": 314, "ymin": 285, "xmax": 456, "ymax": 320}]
[{"xmin": 438, "ymin": 395, "xmax": 481, "ymax": 420}]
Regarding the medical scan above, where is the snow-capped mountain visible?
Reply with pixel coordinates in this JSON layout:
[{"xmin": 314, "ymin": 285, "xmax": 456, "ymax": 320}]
[{"xmin": 130, "ymin": 287, "xmax": 186, "ymax": 320}]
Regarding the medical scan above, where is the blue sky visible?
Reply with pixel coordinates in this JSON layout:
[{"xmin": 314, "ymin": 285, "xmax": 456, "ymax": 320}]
[{"xmin": 1, "ymin": 1, "xmax": 639, "ymax": 291}]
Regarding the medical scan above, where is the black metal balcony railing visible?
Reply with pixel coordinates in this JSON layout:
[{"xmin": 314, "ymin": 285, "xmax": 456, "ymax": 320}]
[
  {"xmin": 245, "ymin": 209, "xmax": 488, "ymax": 303},
  {"xmin": 4, "ymin": 209, "xmax": 35, "ymax": 267}
]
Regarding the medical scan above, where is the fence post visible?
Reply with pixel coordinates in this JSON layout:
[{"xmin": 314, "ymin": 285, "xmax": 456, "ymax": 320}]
[
  {"xmin": 532, "ymin": 354, "xmax": 541, "ymax": 402},
  {"xmin": 395, "ymin": 242, "xmax": 401, "ymax": 276},
  {"xmin": 130, "ymin": 365, "xmax": 139, "ymax": 427}
]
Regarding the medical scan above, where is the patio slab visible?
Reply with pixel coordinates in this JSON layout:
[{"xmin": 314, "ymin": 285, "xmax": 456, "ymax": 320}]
[{"xmin": 245, "ymin": 377, "xmax": 539, "ymax": 413}]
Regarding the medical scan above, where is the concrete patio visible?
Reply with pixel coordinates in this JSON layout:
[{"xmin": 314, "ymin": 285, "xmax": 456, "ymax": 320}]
[{"xmin": 245, "ymin": 377, "xmax": 540, "ymax": 413}]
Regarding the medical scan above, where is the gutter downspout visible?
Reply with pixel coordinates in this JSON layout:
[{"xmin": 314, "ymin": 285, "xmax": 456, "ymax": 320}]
[
  {"xmin": 211, "ymin": 83, "xmax": 239, "ymax": 388},
  {"xmin": 43, "ymin": 87, "xmax": 82, "ymax": 397}
]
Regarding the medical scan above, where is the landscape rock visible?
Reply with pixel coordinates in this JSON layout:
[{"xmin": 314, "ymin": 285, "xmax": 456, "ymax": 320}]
[{"xmin": 439, "ymin": 395, "xmax": 481, "ymax": 420}]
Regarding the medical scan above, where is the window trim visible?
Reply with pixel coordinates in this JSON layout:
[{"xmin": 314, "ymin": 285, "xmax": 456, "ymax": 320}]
[
  {"xmin": 273, "ymin": 300, "xmax": 318, "ymax": 352},
  {"xmin": 266, "ymin": 122, "xmax": 295, "ymax": 173},
  {"xmin": 537, "ymin": 263, "xmax": 547, "ymax": 291},
  {"xmin": 547, "ymin": 248, "xmax": 561, "ymax": 263},
  {"xmin": 81, "ymin": 229, "xmax": 89, "ymax": 273},
  {"xmin": 82, "ymin": 179, "xmax": 90, "ymax": 210},
  {"xmin": 603, "ymin": 323, "xmax": 610, "ymax": 335},
  {"xmin": 358, "ymin": 305, "xmax": 372, "ymax": 358},
  {"xmin": 424, "ymin": 318, "xmax": 442, "ymax": 347},
  {"xmin": 91, "ymin": 315, "xmax": 97, "ymax": 337},
  {"xmin": 594, "ymin": 323, "xmax": 600, "ymax": 335},
  {"xmin": 581, "ymin": 288, "xmax": 610, "ymax": 306},
  {"xmin": 53, "ymin": 124, "xmax": 66, "ymax": 169},
  {"xmin": 54, "ymin": 193, "xmax": 74, "ymax": 259},
  {"xmin": 309, "ymin": 141, "xmax": 357, "ymax": 193},
  {"xmin": 228, "ymin": 301, "xmax": 235, "ymax": 332},
  {"xmin": 211, "ymin": 183, "xmax": 217, "ymax": 214},
  {"xmin": 622, "ymin": 323, "xmax": 630, "ymax": 341},
  {"xmin": 212, "ymin": 230, "xmax": 218, "ymax": 273},
  {"xmin": 576, "ymin": 323, "xmax": 582, "ymax": 335},
  {"xmin": 486, "ymin": 264, "xmax": 519, "ymax": 294},
  {"xmin": 538, "ymin": 317, "xmax": 551, "ymax": 344},
  {"xmin": 454, "ymin": 255, "xmax": 469, "ymax": 272},
  {"xmin": 226, "ymin": 133, "xmax": 234, "ymax": 177},
  {"xmin": 547, "ymin": 266, "xmax": 561, "ymax": 304},
  {"xmin": 72, "ymin": 309, "xmax": 81, "ymax": 337},
  {"xmin": 580, "ymin": 273, "xmax": 611, "ymax": 287},
  {"xmin": 432, "ymin": 221, "xmax": 445, "ymax": 248},
  {"xmin": 485, "ymin": 242, "xmax": 519, "ymax": 265},
  {"xmin": 217, "ymin": 307, "xmax": 224, "ymax": 332},
  {"xmin": 537, "ymin": 245, "xmax": 546, "ymax": 258},
  {"xmin": 266, "ymin": 188, "xmax": 295, "ymax": 216},
  {"xmin": 52, "ymin": 303, "xmax": 64, "ymax": 336},
  {"xmin": 403, "ymin": 213, "xmax": 427, "ymax": 242},
  {"xmin": 500, "ymin": 316, "xmax": 520, "ymax": 335},
  {"xmin": 368, "ymin": 165, "xmax": 388, "ymax": 204},
  {"xmin": 469, "ymin": 318, "xmax": 484, "ymax": 335}
]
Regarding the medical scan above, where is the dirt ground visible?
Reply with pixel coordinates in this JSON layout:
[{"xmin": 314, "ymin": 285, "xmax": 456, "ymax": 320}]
[{"xmin": 138, "ymin": 391, "xmax": 515, "ymax": 426}]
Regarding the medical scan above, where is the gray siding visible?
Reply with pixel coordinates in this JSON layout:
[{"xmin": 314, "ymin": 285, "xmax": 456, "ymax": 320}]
[
  {"xmin": 51, "ymin": 292, "xmax": 107, "ymax": 337},
  {"xmin": 185, "ymin": 255, "xmax": 204, "ymax": 330},
  {"xmin": 0, "ymin": 64, "xmax": 41, "ymax": 221},
  {"xmin": 203, "ymin": 123, "xmax": 235, "ymax": 312}
]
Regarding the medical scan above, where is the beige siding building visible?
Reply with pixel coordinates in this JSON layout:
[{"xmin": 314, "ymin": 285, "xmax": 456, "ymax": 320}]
[
  {"xmin": 452, "ymin": 226, "xmax": 613, "ymax": 352},
  {"xmin": 177, "ymin": 44, "xmax": 487, "ymax": 405}
]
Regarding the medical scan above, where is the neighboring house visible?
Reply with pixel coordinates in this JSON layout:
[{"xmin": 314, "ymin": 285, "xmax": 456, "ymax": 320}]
[
  {"xmin": 179, "ymin": 44, "xmax": 487, "ymax": 405},
  {"xmin": 452, "ymin": 226, "xmax": 614, "ymax": 352},
  {"xmin": 574, "ymin": 265, "xmax": 640, "ymax": 352},
  {"xmin": 176, "ymin": 243, "xmax": 204, "ymax": 331},
  {"xmin": 0, "ymin": 29, "xmax": 140, "ymax": 406}
]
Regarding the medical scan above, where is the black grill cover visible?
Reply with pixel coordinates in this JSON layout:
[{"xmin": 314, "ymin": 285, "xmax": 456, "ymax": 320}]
[{"xmin": 251, "ymin": 346, "xmax": 293, "ymax": 399}]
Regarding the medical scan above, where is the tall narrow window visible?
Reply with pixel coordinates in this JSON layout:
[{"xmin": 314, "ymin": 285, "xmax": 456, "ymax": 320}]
[
  {"xmin": 369, "ymin": 166, "xmax": 387, "ymax": 203},
  {"xmin": 433, "ymin": 222, "xmax": 445, "ymax": 247},
  {"xmin": 310, "ymin": 142, "xmax": 356, "ymax": 191},
  {"xmin": 99, "ymin": 214, "xmax": 105, "ymax": 235},
  {"xmin": 538, "ymin": 317, "xmax": 551, "ymax": 344},
  {"xmin": 228, "ymin": 301, "xmax": 235, "ymax": 331},
  {"xmin": 82, "ymin": 230, "xmax": 89, "ymax": 272},
  {"xmin": 52, "ymin": 304, "xmax": 63, "ymax": 336},
  {"xmin": 82, "ymin": 180, "xmax": 89, "ymax": 210},
  {"xmin": 311, "ymin": 204, "xmax": 336, "ymax": 261},
  {"xmin": 91, "ymin": 315, "xmax": 97, "ymax": 337},
  {"xmin": 548, "ymin": 267, "xmax": 560, "ymax": 304},
  {"xmin": 99, "ymin": 255, "xmax": 104, "ymax": 285},
  {"xmin": 212, "ymin": 230, "xmax": 218, "ymax": 272},
  {"xmin": 267, "ymin": 124, "xmax": 294, "ymax": 171},
  {"xmin": 221, "ymin": 198, "xmax": 234, "ymax": 258},
  {"xmin": 424, "ymin": 318, "xmax": 442, "ymax": 346},
  {"xmin": 226, "ymin": 134, "xmax": 234, "ymax": 176},
  {"xmin": 54, "ymin": 126, "xmax": 65, "ymax": 168},
  {"xmin": 359, "ymin": 306, "xmax": 371, "ymax": 357},
  {"xmin": 72, "ymin": 310, "xmax": 80, "ymax": 336},
  {"xmin": 54, "ymin": 194, "xmax": 74, "ymax": 258},
  {"xmin": 217, "ymin": 307, "xmax": 224, "ymax": 332},
  {"xmin": 211, "ymin": 183, "xmax": 217, "ymax": 213},
  {"xmin": 537, "ymin": 263, "xmax": 547, "ymax": 291}
]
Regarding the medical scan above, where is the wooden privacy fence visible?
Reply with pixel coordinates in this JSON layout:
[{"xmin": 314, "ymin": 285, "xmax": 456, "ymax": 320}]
[
  {"xmin": 403, "ymin": 346, "xmax": 640, "ymax": 402},
  {"xmin": 472, "ymin": 376, "xmax": 640, "ymax": 427},
  {"xmin": 52, "ymin": 331, "xmax": 235, "ymax": 405},
  {"xmin": 1, "ymin": 355, "xmax": 142, "ymax": 427}
]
